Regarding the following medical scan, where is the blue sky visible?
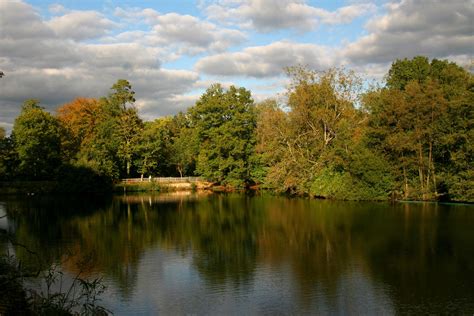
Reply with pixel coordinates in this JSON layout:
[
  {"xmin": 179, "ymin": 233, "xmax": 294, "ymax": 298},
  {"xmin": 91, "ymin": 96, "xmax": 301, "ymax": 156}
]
[{"xmin": 1, "ymin": 0, "xmax": 472, "ymax": 131}]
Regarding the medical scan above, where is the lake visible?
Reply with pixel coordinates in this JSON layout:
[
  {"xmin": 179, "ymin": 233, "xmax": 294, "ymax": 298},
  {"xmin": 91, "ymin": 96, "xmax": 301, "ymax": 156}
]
[{"xmin": 1, "ymin": 193, "xmax": 473, "ymax": 315}]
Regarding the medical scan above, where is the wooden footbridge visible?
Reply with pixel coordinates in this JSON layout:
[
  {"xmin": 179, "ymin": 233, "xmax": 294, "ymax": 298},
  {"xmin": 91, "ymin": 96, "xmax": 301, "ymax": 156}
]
[
  {"xmin": 121, "ymin": 177, "xmax": 204, "ymax": 183},
  {"xmin": 120, "ymin": 177, "xmax": 211, "ymax": 190}
]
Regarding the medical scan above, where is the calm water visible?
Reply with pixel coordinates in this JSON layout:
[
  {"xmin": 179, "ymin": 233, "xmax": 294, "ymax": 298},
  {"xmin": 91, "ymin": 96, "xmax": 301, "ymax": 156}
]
[{"xmin": 1, "ymin": 193, "xmax": 473, "ymax": 315}]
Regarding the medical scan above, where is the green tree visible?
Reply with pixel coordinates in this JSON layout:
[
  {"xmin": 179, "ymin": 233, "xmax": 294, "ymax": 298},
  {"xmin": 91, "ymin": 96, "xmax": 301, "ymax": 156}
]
[
  {"xmin": 258, "ymin": 67, "xmax": 370, "ymax": 196},
  {"xmin": 0, "ymin": 132, "xmax": 19, "ymax": 180},
  {"xmin": 386, "ymin": 56, "xmax": 431, "ymax": 90},
  {"xmin": 190, "ymin": 84, "xmax": 256, "ymax": 186},
  {"xmin": 254, "ymin": 99, "xmax": 290, "ymax": 189},
  {"xmin": 76, "ymin": 80, "xmax": 139, "ymax": 179},
  {"xmin": 12, "ymin": 100, "xmax": 61, "ymax": 179},
  {"xmin": 135, "ymin": 118, "xmax": 174, "ymax": 178},
  {"xmin": 169, "ymin": 113, "xmax": 199, "ymax": 177},
  {"xmin": 104, "ymin": 79, "xmax": 136, "ymax": 114},
  {"xmin": 117, "ymin": 108, "xmax": 143, "ymax": 176},
  {"xmin": 433, "ymin": 61, "xmax": 474, "ymax": 201},
  {"xmin": 77, "ymin": 100, "xmax": 121, "ymax": 179},
  {"xmin": 365, "ymin": 56, "xmax": 473, "ymax": 201}
]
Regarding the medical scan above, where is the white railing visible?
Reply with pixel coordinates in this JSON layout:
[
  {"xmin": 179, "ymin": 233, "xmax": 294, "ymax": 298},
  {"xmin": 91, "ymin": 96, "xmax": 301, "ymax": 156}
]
[{"xmin": 121, "ymin": 177, "xmax": 205, "ymax": 183}]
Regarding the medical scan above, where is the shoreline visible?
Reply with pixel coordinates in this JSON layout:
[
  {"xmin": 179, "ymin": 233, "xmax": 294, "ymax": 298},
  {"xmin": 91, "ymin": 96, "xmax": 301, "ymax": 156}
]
[{"xmin": 0, "ymin": 180, "xmax": 472, "ymax": 204}]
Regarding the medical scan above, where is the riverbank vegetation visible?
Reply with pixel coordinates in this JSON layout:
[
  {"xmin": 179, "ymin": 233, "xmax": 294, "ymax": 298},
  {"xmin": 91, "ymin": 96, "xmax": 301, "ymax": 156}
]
[
  {"xmin": 0, "ymin": 215, "xmax": 110, "ymax": 314},
  {"xmin": 0, "ymin": 56, "xmax": 472, "ymax": 201}
]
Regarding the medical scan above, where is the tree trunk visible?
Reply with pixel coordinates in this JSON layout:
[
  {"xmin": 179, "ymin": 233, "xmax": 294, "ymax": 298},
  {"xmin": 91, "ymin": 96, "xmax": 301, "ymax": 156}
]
[
  {"xmin": 403, "ymin": 164, "xmax": 409, "ymax": 199},
  {"xmin": 428, "ymin": 141, "xmax": 437, "ymax": 196},
  {"xmin": 418, "ymin": 143, "xmax": 425, "ymax": 200}
]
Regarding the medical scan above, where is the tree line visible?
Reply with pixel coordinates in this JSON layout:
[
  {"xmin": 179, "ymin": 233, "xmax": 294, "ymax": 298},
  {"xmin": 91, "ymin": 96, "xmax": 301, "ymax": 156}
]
[{"xmin": 0, "ymin": 56, "xmax": 472, "ymax": 201}]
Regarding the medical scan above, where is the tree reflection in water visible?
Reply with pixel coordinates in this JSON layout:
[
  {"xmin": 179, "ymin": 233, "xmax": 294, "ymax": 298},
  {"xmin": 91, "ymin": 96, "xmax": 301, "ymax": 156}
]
[{"xmin": 2, "ymin": 194, "xmax": 474, "ymax": 314}]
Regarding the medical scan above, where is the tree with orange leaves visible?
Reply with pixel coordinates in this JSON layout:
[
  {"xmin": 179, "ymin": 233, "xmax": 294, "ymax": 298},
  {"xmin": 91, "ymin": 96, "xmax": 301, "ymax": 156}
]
[{"xmin": 57, "ymin": 98, "xmax": 100, "ymax": 162}]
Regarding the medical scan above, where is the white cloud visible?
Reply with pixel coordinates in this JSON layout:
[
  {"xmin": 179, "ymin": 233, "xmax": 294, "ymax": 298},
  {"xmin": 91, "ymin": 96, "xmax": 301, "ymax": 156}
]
[
  {"xmin": 0, "ymin": 1, "xmax": 202, "ymax": 129},
  {"xmin": 46, "ymin": 10, "xmax": 118, "ymax": 41},
  {"xmin": 111, "ymin": 8, "xmax": 246, "ymax": 55},
  {"xmin": 316, "ymin": 3, "xmax": 377, "ymax": 25},
  {"xmin": 114, "ymin": 7, "xmax": 160, "ymax": 24},
  {"xmin": 202, "ymin": 0, "xmax": 376, "ymax": 32},
  {"xmin": 48, "ymin": 3, "xmax": 66, "ymax": 14},
  {"xmin": 344, "ymin": 0, "xmax": 474, "ymax": 64},
  {"xmin": 1, "ymin": 0, "xmax": 472, "ymax": 131},
  {"xmin": 151, "ymin": 13, "xmax": 246, "ymax": 53},
  {"xmin": 0, "ymin": 0, "xmax": 54, "ymax": 39},
  {"xmin": 138, "ymin": 94, "xmax": 200, "ymax": 121},
  {"xmin": 82, "ymin": 44, "xmax": 162, "ymax": 69},
  {"xmin": 196, "ymin": 41, "xmax": 337, "ymax": 77}
]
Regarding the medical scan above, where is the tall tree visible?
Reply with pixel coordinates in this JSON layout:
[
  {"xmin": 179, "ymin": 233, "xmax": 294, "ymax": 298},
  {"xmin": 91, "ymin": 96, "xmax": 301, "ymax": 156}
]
[
  {"xmin": 169, "ymin": 113, "xmax": 199, "ymax": 177},
  {"xmin": 57, "ymin": 98, "xmax": 100, "ymax": 162},
  {"xmin": 190, "ymin": 84, "xmax": 256, "ymax": 186},
  {"xmin": 386, "ymin": 56, "xmax": 431, "ymax": 90},
  {"xmin": 105, "ymin": 79, "xmax": 136, "ymax": 114},
  {"xmin": 12, "ymin": 100, "xmax": 61, "ymax": 179},
  {"xmin": 365, "ymin": 56, "xmax": 473, "ymax": 201},
  {"xmin": 258, "ymin": 67, "xmax": 366, "ymax": 195},
  {"xmin": 76, "ymin": 79, "xmax": 139, "ymax": 179},
  {"xmin": 117, "ymin": 108, "xmax": 143, "ymax": 176},
  {"xmin": 135, "ymin": 118, "xmax": 173, "ymax": 179},
  {"xmin": 255, "ymin": 99, "xmax": 293, "ymax": 189},
  {"xmin": 0, "ymin": 130, "xmax": 18, "ymax": 180}
]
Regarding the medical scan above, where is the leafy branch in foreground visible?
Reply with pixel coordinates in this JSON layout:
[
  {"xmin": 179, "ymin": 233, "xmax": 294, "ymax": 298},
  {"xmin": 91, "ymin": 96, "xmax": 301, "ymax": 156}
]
[
  {"xmin": 27, "ymin": 261, "xmax": 110, "ymax": 315},
  {"xmin": 1, "ymin": 227, "xmax": 111, "ymax": 315}
]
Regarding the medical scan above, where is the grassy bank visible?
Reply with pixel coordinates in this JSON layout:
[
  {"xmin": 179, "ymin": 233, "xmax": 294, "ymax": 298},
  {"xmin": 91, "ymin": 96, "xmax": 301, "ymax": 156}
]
[{"xmin": 114, "ymin": 181, "xmax": 170, "ymax": 193}]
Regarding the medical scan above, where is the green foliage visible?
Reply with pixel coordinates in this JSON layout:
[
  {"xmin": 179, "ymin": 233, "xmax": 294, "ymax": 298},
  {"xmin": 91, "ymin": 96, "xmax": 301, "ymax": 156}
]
[
  {"xmin": 191, "ymin": 84, "xmax": 256, "ymax": 186},
  {"xmin": 310, "ymin": 145, "xmax": 394, "ymax": 201},
  {"xmin": 104, "ymin": 79, "xmax": 135, "ymax": 114},
  {"xmin": 80, "ymin": 109, "xmax": 122, "ymax": 179},
  {"xmin": 364, "ymin": 56, "xmax": 473, "ymax": 201},
  {"xmin": 0, "ymin": 134, "xmax": 19, "ymax": 180},
  {"xmin": 2, "ymin": 57, "xmax": 471, "ymax": 200},
  {"xmin": 168, "ymin": 113, "xmax": 199, "ymax": 177},
  {"xmin": 117, "ymin": 108, "xmax": 143, "ymax": 176},
  {"xmin": 310, "ymin": 168, "xmax": 355, "ymax": 199},
  {"xmin": 13, "ymin": 100, "xmax": 61, "ymax": 180},
  {"xmin": 135, "ymin": 118, "xmax": 174, "ymax": 177},
  {"xmin": 70, "ymin": 80, "xmax": 140, "ymax": 180},
  {"xmin": 257, "ymin": 67, "xmax": 363, "ymax": 194},
  {"xmin": 386, "ymin": 56, "xmax": 431, "ymax": 90}
]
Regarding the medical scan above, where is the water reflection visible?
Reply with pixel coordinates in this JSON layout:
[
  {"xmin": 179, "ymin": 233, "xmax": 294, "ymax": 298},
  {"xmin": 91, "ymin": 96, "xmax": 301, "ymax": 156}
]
[{"xmin": 2, "ymin": 194, "xmax": 473, "ymax": 314}]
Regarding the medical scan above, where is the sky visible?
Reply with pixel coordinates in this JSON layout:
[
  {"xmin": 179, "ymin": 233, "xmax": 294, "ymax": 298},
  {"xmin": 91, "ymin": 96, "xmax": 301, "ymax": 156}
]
[{"xmin": 0, "ymin": 0, "xmax": 473, "ymax": 132}]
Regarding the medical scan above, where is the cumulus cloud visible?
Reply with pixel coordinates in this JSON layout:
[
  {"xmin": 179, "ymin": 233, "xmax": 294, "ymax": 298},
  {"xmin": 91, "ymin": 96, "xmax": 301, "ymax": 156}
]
[
  {"xmin": 46, "ymin": 11, "xmax": 118, "ymax": 41},
  {"xmin": 138, "ymin": 94, "xmax": 200, "ymax": 121},
  {"xmin": 0, "ymin": 1, "xmax": 201, "ymax": 130},
  {"xmin": 202, "ymin": 0, "xmax": 376, "ymax": 32},
  {"xmin": 48, "ymin": 3, "xmax": 66, "ymax": 14},
  {"xmin": 196, "ymin": 41, "xmax": 337, "ymax": 77},
  {"xmin": 152, "ymin": 13, "xmax": 246, "ymax": 53},
  {"xmin": 2, "ymin": 0, "xmax": 472, "ymax": 131},
  {"xmin": 344, "ymin": 0, "xmax": 474, "ymax": 64},
  {"xmin": 0, "ymin": 0, "xmax": 54, "ymax": 39},
  {"xmin": 112, "ymin": 8, "xmax": 246, "ymax": 54}
]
